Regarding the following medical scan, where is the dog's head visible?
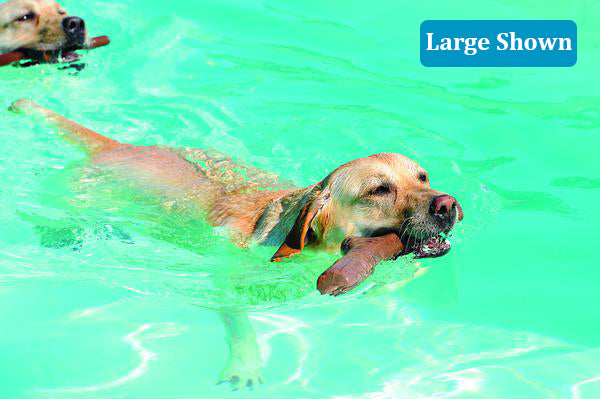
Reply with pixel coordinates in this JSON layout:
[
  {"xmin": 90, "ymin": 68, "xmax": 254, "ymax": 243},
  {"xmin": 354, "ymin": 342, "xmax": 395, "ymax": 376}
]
[
  {"xmin": 272, "ymin": 153, "xmax": 463, "ymax": 261},
  {"xmin": 0, "ymin": 0, "xmax": 86, "ymax": 53}
]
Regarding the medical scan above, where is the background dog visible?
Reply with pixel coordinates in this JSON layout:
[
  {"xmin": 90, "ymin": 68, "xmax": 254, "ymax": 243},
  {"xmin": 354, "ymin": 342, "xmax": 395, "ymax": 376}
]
[{"xmin": 0, "ymin": 0, "xmax": 87, "ymax": 58}]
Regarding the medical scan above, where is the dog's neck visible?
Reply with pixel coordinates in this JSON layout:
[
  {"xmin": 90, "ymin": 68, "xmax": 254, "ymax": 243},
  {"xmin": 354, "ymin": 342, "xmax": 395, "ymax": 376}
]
[
  {"xmin": 180, "ymin": 149, "xmax": 320, "ymax": 247},
  {"xmin": 207, "ymin": 185, "xmax": 316, "ymax": 247}
]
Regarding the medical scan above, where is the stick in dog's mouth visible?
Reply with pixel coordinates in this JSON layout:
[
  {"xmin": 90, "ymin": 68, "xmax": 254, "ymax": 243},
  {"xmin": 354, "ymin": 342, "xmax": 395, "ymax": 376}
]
[
  {"xmin": 317, "ymin": 221, "xmax": 460, "ymax": 296},
  {"xmin": 317, "ymin": 233, "xmax": 405, "ymax": 296},
  {"xmin": 0, "ymin": 35, "xmax": 110, "ymax": 67}
]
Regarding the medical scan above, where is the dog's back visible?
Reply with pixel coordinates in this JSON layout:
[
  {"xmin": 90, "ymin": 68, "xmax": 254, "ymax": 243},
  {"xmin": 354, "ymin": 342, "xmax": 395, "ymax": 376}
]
[{"xmin": 10, "ymin": 99, "xmax": 296, "ymax": 238}]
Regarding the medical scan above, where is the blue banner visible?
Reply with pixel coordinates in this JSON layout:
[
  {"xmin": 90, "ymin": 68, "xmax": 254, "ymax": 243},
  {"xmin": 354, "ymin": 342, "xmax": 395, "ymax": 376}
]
[{"xmin": 420, "ymin": 20, "xmax": 577, "ymax": 67}]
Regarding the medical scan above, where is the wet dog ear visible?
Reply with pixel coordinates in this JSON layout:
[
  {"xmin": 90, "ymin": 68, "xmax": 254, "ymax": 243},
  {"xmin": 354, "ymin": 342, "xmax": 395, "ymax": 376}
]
[{"xmin": 271, "ymin": 184, "xmax": 330, "ymax": 262}]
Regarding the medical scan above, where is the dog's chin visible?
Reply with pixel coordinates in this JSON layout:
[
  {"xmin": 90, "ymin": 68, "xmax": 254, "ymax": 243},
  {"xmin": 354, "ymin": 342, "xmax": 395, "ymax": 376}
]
[
  {"xmin": 19, "ymin": 45, "xmax": 82, "ymax": 63},
  {"xmin": 361, "ymin": 225, "xmax": 453, "ymax": 259},
  {"xmin": 401, "ymin": 222, "xmax": 455, "ymax": 258},
  {"xmin": 58, "ymin": 49, "xmax": 81, "ymax": 62},
  {"xmin": 410, "ymin": 234, "xmax": 451, "ymax": 258}
]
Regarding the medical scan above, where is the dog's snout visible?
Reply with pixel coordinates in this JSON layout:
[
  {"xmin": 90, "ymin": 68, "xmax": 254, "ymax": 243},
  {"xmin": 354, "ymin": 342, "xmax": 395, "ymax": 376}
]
[
  {"xmin": 429, "ymin": 195, "xmax": 457, "ymax": 221},
  {"xmin": 62, "ymin": 16, "xmax": 85, "ymax": 38}
]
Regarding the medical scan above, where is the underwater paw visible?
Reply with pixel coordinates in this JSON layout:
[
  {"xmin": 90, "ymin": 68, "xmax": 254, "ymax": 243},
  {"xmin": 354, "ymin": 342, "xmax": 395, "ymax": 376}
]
[{"xmin": 218, "ymin": 366, "xmax": 263, "ymax": 390}]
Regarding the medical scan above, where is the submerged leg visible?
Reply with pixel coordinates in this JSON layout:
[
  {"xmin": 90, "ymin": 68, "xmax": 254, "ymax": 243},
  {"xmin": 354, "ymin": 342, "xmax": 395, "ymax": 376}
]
[
  {"xmin": 218, "ymin": 310, "xmax": 263, "ymax": 389},
  {"xmin": 8, "ymin": 99, "xmax": 121, "ymax": 155}
]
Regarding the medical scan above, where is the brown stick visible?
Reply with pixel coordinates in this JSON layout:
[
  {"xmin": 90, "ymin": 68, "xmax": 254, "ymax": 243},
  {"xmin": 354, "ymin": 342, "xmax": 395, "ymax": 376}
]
[
  {"xmin": 0, "ymin": 36, "xmax": 110, "ymax": 67},
  {"xmin": 0, "ymin": 51, "xmax": 24, "ymax": 67},
  {"xmin": 86, "ymin": 35, "xmax": 110, "ymax": 49},
  {"xmin": 317, "ymin": 232, "xmax": 405, "ymax": 296}
]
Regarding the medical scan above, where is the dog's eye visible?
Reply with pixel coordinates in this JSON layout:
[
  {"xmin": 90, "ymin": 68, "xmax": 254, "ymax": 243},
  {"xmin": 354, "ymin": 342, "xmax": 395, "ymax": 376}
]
[
  {"xmin": 418, "ymin": 173, "xmax": 428, "ymax": 183},
  {"xmin": 58, "ymin": 9, "xmax": 67, "ymax": 15},
  {"xmin": 368, "ymin": 184, "xmax": 391, "ymax": 196},
  {"xmin": 15, "ymin": 11, "xmax": 36, "ymax": 22}
]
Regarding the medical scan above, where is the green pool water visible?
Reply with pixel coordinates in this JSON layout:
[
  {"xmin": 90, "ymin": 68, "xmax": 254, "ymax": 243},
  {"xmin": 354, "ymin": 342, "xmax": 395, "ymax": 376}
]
[{"xmin": 1, "ymin": 0, "xmax": 599, "ymax": 398}]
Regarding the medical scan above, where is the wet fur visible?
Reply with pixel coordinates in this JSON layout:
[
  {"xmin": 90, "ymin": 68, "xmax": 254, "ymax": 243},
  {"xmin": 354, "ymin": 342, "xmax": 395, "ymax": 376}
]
[
  {"xmin": 9, "ymin": 99, "xmax": 457, "ymax": 259},
  {"xmin": 9, "ymin": 99, "xmax": 460, "ymax": 388}
]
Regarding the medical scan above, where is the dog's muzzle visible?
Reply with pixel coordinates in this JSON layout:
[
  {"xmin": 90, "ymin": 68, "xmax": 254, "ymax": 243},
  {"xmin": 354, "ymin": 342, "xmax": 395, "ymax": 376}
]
[{"xmin": 403, "ymin": 195, "xmax": 464, "ymax": 259}]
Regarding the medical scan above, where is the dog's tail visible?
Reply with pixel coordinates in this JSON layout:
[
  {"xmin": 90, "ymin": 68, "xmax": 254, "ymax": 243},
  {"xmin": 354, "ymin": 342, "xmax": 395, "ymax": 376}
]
[{"xmin": 9, "ymin": 99, "xmax": 121, "ymax": 155}]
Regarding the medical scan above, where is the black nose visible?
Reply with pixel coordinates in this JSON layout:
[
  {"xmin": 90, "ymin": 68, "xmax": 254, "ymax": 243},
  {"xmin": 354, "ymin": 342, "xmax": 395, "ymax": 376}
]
[
  {"xmin": 429, "ymin": 195, "xmax": 457, "ymax": 222},
  {"xmin": 62, "ymin": 16, "xmax": 85, "ymax": 38}
]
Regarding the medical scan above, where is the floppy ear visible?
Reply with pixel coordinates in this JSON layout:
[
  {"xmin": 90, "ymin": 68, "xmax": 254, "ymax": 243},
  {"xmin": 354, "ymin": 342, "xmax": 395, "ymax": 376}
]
[{"xmin": 271, "ymin": 185, "xmax": 330, "ymax": 262}]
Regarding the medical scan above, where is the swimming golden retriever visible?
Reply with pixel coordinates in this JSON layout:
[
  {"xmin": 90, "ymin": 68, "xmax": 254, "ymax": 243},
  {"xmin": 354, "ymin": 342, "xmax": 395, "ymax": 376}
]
[
  {"xmin": 9, "ymin": 98, "xmax": 463, "ymax": 388},
  {"xmin": 0, "ymin": 0, "xmax": 87, "ymax": 60}
]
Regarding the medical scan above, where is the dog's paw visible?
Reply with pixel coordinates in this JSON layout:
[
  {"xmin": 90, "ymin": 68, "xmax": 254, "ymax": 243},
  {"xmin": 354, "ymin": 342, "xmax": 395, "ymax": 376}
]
[
  {"xmin": 218, "ymin": 370, "xmax": 262, "ymax": 391},
  {"xmin": 8, "ymin": 98, "xmax": 35, "ymax": 113},
  {"xmin": 218, "ymin": 367, "xmax": 263, "ymax": 390}
]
